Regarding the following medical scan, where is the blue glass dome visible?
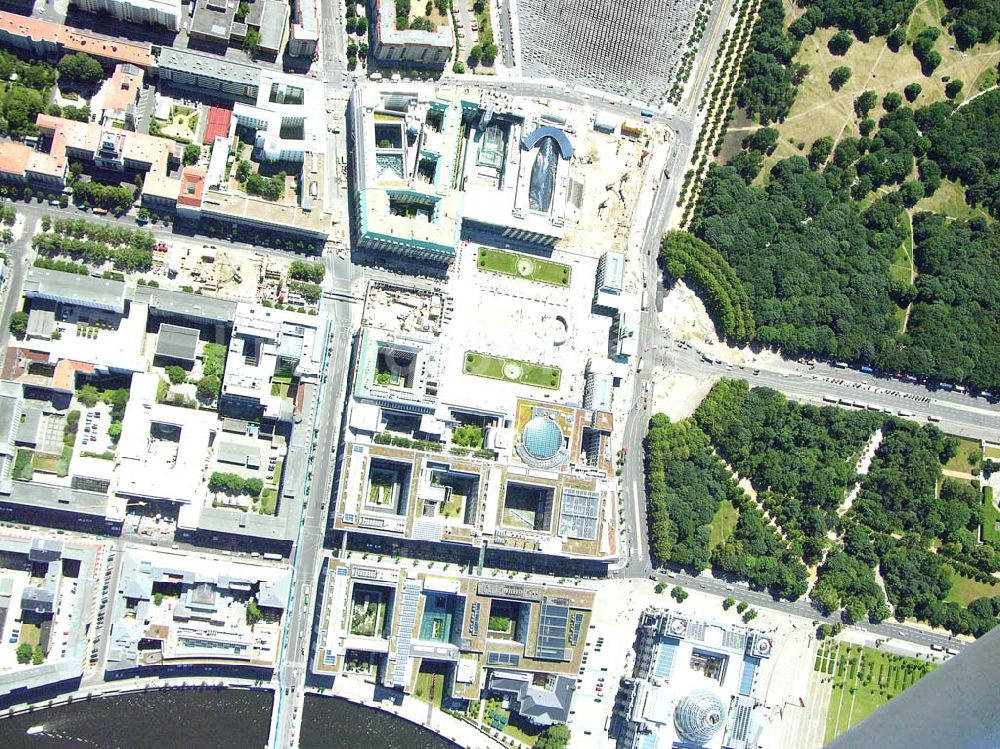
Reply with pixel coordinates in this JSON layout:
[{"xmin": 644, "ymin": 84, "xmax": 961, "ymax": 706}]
[
  {"xmin": 521, "ymin": 416, "xmax": 563, "ymax": 461},
  {"xmin": 674, "ymin": 689, "xmax": 727, "ymax": 745}
]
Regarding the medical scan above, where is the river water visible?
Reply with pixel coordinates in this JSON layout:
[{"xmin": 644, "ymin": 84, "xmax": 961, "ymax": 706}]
[{"xmin": 0, "ymin": 689, "xmax": 455, "ymax": 749}]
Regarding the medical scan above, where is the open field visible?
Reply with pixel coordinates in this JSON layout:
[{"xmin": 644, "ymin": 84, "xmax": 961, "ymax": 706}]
[
  {"xmin": 945, "ymin": 565, "xmax": 1000, "ymax": 606},
  {"xmin": 915, "ymin": 178, "xmax": 992, "ymax": 222},
  {"xmin": 476, "ymin": 247, "xmax": 571, "ymax": 287},
  {"xmin": 709, "ymin": 499, "xmax": 738, "ymax": 549},
  {"xmin": 816, "ymin": 640, "xmax": 934, "ymax": 744},
  {"xmin": 752, "ymin": 0, "xmax": 1000, "ymax": 176},
  {"xmin": 943, "ymin": 435, "xmax": 981, "ymax": 474},
  {"xmin": 463, "ymin": 352, "xmax": 561, "ymax": 389}
]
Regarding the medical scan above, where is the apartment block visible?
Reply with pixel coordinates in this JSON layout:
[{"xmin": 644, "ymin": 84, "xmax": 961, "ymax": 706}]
[{"xmin": 70, "ymin": 0, "xmax": 183, "ymax": 32}]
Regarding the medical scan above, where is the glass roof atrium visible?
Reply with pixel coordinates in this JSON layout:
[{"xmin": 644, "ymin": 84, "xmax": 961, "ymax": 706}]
[
  {"xmin": 674, "ymin": 688, "xmax": 728, "ymax": 745},
  {"xmin": 521, "ymin": 416, "xmax": 564, "ymax": 462}
]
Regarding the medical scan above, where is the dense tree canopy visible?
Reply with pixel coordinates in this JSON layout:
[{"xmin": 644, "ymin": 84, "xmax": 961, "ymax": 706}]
[
  {"xmin": 851, "ymin": 420, "xmax": 957, "ymax": 536},
  {"xmin": 735, "ymin": 0, "xmax": 803, "ymax": 124},
  {"xmin": 898, "ymin": 214, "xmax": 1000, "ymax": 390},
  {"xmin": 57, "ymin": 53, "xmax": 103, "ymax": 84},
  {"xmin": 693, "ymin": 160, "xmax": 900, "ymax": 363},
  {"xmin": 711, "ymin": 498, "xmax": 809, "ymax": 600},
  {"xmin": 659, "ymin": 232, "xmax": 755, "ymax": 341},
  {"xmin": 645, "ymin": 415, "xmax": 735, "ymax": 570},
  {"xmin": 695, "ymin": 381, "xmax": 880, "ymax": 542},
  {"xmin": 921, "ymin": 90, "xmax": 1000, "ymax": 219},
  {"xmin": 942, "ymin": 0, "xmax": 999, "ymax": 49},
  {"xmin": 796, "ymin": 0, "xmax": 917, "ymax": 38}
]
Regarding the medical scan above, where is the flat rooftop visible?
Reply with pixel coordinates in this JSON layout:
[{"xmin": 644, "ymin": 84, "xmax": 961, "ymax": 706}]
[
  {"xmin": 157, "ymin": 46, "xmax": 261, "ymax": 89},
  {"xmin": 23, "ymin": 267, "xmax": 127, "ymax": 313}
]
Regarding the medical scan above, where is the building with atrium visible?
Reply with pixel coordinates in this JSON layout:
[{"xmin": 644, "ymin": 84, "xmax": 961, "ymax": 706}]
[
  {"xmin": 347, "ymin": 85, "xmax": 579, "ymax": 264},
  {"xmin": 613, "ymin": 608, "xmax": 776, "ymax": 749}
]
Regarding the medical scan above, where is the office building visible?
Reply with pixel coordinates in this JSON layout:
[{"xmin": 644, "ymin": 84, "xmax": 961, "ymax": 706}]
[
  {"xmin": 0, "ymin": 10, "xmax": 155, "ymax": 69},
  {"xmin": 348, "ymin": 86, "xmax": 577, "ymax": 264},
  {"xmin": 288, "ymin": 0, "xmax": 319, "ymax": 57},
  {"xmin": 614, "ymin": 608, "xmax": 775, "ymax": 749},
  {"xmin": 314, "ymin": 557, "xmax": 592, "ymax": 728},
  {"xmin": 106, "ymin": 548, "xmax": 290, "ymax": 675}
]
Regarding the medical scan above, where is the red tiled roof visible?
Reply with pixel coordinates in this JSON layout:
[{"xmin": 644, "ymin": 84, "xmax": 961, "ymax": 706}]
[
  {"xmin": 177, "ymin": 166, "xmax": 207, "ymax": 208},
  {"xmin": 0, "ymin": 11, "xmax": 153, "ymax": 68}
]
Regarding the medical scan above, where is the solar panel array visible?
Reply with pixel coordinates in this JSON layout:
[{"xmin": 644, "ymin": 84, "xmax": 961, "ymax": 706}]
[
  {"xmin": 535, "ymin": 597, "xmax": 570, "ymax": 661},
  {"xmin": 391, "ymin": 581, "xmax": 422, "ymax": 686},
  {"xmin": 517, "ymin": 0, "xmax": 702, "ymax": 104},
  {"xmin": 486, "ymin": 651, "xmax": 522, "ymax": 666},
  {"xmin": 558, "ymin": 487, "xmax": 601, "ymax": 540},
  {"xmin": 470, "ymin": 601, "xmax": 481, "ymax": 636},
  {"xmin": 569, "ymin": 612, "xmax": 584, "ymax": 646}
]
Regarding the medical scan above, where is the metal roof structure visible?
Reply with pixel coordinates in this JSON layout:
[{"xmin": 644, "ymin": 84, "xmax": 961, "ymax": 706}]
[
  {"xmin": 558, "ymin": 487, "xmax": 600, "ymax": 540},
  {"xmin": 154, "ymin": 323, "xmax": 199, "ymax": 363},
  {"xmin": 23, "ymin": 267, "xmax": 126, "ymax": 314},
  {"xmin": 535, "ymin": 596, "xmax": 570, "ymax": 661},
  {"xmin": 674, "ymin": 688, "xmax": 728, "ymax": 744}
]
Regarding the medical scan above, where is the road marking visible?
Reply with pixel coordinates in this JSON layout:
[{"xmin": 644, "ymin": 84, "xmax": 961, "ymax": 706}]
[{"xmin": 631, "ymin": 479, "xmax": 644, "ymax": 561}]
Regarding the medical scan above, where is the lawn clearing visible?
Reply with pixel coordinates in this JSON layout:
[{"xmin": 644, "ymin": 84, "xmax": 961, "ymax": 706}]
[
  {"xmin": 709, "ymin": 499, "xmax": 738, "ymax": 549},
  {"xmin": 982, "ymin": 486, "xmax": 999, "ymax": 543},
  {"xmin": 915, "ymin": 179, "xmax": 992, "ymax": 222},
  {"xmin": 463, "ymin": 352, "xmax": 561, "ymax": 390},
  {"xmin": 477, "ymin": 247, "xmax": 571, "ymax": 287},
  {"xmin": 945, "ymin": 565, "xmax": 1000, "ymax": 606},
  {"xmin": 18, "ymin": 623, "xmax": 40, "ymax": 648},
  {"xmin": 943, "ymin": 435, "xmax": 981, "ymax": 474},
  {"xmin": 414, "ymin": 660, "xmax": 449, "ymax": 709},
  {"xmin": 754, "ymin": 2, "xmax": 1000, "ymax": 179},
  {"xmin": 259, "ymin": 488, "xmax": 278, "ymax": 515},
  {"xmin": 817, "ymin": 641, "xmax": 934, "ymax": 745},
  {"xmin": 503, "ymin": 710, "xmax": 546, "ymax": 745}
]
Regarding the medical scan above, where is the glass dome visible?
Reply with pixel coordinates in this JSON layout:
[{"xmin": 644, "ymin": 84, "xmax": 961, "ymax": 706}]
[
  {"xmin": 674, "ymin": 689, "xmax": 727, "ymax": 745},
  {"xmin": 521, "ymin": 416, "xmax": 563, "ymax": 461}
]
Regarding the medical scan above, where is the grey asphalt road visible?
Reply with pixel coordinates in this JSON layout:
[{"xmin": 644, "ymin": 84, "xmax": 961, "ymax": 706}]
[
  {"xmin": 653, "ymin": 567, "xmax": 967, "ymax": 654},
  {"xmin": 0, "ymin": 214, "xmax": 34, "ymax": 353},
  {"xmin": 270, "ymin": 292, "xmax": 355, "ymax": 748},
  {"xmin": 657, "ymin": 345, "xmax": 1000, "ymax": 442}
]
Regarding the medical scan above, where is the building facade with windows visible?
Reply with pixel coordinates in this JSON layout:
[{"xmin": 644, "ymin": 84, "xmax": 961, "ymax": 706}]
[{"xmin": 70, "ymin": 0, "xmax": 182, "ymax": 32}]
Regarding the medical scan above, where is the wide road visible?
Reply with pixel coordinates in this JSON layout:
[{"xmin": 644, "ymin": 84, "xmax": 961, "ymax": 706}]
[
  {"xmin": 271, "ymin": 287, "xmax": 356, "ymax": 747},
  {"xmin": 613, "ymin": 0, "xmax": 737, "ymax": 578},
  {"xmin": 652, "ymin": 567, "xmax": 968, "ymax": 655},
  {"xmin": 656, "ymin": 343, "xmax": 1000, "ymax": 443}
]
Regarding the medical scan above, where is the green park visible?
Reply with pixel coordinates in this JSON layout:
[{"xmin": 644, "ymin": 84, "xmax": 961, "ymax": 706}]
[
  {"xmin": 463, "ymin": 352, "xmax": 561, "ymax": 389},
  {"xmin": 477, "ymin": 247, "xmax": 571, "ymax": 287}
]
